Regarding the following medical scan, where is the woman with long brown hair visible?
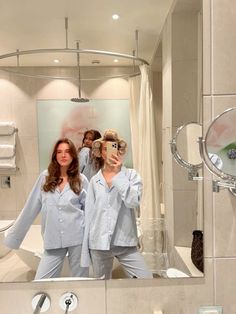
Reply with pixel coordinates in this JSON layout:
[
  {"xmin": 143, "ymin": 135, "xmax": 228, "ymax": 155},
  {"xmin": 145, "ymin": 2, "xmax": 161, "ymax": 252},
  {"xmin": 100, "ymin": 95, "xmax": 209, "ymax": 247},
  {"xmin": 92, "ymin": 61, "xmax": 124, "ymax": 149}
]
[
  {"xmin": 78, "ymin": 129, "xmax": 103, "ymax": 180},
  {"xmin": 4, "ymin": 138, "xmax": 89, "ymax": 279}
]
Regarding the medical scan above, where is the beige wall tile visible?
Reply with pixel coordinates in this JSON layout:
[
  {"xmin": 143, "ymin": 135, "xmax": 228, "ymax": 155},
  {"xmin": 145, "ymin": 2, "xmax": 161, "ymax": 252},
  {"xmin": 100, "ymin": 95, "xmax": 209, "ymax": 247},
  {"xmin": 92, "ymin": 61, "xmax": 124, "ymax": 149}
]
[
  {"xmin": 83, "ymin": 78, "xmax": 129, "ymax": 99},
  {"xmin": 0, "ymin": 211, "xmax": 17, "ymax": 220},
  {"xmin": 163, "ymin": 127, "xmax": 173, "ymax": 190},
  {"xmin": 16, "ymin": 136, "xmax": 39, "ymax": 175},
  {"xmin": 0, "ymin": 187, "xmax": 16, "ymax": 214},
  {"xmin": 12, "ymin": 100, "xmax": 37, "ymax": 137},
  {"xmin": 202, "ymin": 0, "xmax": 211, "ymax": 95},
  {"xmin": 173, "ymin": 190, "xmax": 199, "ymax": 247},
  {"xmin": 0, "ymin": 78, "xmax": 14, "ymax": 120},
  {"xmin": 203, "ymin": 166, "xmax": 213, "ymax": 258},
  {"xmin": 212, "ymin": 0, "xmax": 236, "ymax": 94},
  {"xmin": 172, "ymin": 60, "xmax": 198, "ymax": 127},
  {"xmin": 202, "ymin": 96, "xmax": 213, "ymax": 258},
  {"xmin": 106, "ymin": 259, "xmax": 214, "ymax": 314},
  {"xmin": 162, "ymin": 13, "xmax": 172, "ymax": 130},
  {"xmin": 14, "ymin": 173, "xmax": 39, "ymax": 211},
  {"xmin": 172, "ymin": 160, "xmax": 200, "ymax": 191},
  {"xmin": 36, "ymin": 79, "xmax": 77, "ymax": 100},
  {"xmin": 214, "ymin": 189, "xmax": 236, "ymax": 257},
  {"xmin": 213, "ymin": 95, "xmax": 236, "ymax": 117},
  {"xmin": 203, "ymin": 96, "xmax": 212, "ymax": 136},
  {"xmin": 215, "ymin": 258, "xmax": 236, "ymax": 313},
  {"xmin": 10, "ymin": 75, "xmax": 37, "ymax": 100},
  {"xmin": 172, "ymin": 12, "xmax": 198, "ymax": 61}
]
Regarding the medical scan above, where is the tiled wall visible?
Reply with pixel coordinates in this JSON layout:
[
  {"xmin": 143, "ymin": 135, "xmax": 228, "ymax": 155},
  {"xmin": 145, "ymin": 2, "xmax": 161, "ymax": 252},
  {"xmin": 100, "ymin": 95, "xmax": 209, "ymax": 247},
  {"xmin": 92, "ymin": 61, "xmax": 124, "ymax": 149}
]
[
  {"xmin": 1, "ymin": 0, "xmax": 236, "ymax": 312},
  {"xmin": 203, "ymin": 1, "xmax": 236, "ymax": 312}
]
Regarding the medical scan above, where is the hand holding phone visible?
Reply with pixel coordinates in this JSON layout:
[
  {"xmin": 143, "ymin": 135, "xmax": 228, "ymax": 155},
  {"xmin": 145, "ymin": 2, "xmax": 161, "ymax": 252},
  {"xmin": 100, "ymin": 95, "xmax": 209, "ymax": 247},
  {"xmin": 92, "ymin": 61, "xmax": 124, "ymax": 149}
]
[
  {"xmin": 106, "ymin": 141, "xmax": 122, "ymax": 172},
  {"xmin": 106, "ymin": 141, "xmax": 118, "ymax": 160}
]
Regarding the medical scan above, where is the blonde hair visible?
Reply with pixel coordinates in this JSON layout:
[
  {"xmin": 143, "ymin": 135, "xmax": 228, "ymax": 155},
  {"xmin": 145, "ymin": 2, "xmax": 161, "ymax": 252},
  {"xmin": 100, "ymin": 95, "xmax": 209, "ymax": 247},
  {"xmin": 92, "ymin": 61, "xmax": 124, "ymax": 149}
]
[{"xmin": 92, "ymin": 129, "xmax": 127, "ymax": 158}]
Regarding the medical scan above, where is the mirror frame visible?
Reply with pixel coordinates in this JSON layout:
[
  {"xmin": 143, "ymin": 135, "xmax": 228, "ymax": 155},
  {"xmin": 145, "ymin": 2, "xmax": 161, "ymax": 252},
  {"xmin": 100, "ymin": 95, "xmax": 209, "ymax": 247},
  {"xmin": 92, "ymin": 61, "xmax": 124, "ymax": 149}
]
[
  {"xmin": 170, "ymin": 122, "xmax": 203, "ymax": 179},
  {"xmin": 199, "ymin": 107, "xmax": 236, "ymax": 193}
]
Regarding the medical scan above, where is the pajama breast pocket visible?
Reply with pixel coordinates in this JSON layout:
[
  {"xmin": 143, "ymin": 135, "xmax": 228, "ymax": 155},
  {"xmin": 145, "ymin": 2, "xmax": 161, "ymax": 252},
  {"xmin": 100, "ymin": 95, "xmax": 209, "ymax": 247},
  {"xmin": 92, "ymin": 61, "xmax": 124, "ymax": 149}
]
[
  {"xmin": 68, "ymin": 197, "xmax": 85, "ymax": 229},
  {"xmin": 69, "ymin": 197, "xmax": 84, "ymax": 213}
]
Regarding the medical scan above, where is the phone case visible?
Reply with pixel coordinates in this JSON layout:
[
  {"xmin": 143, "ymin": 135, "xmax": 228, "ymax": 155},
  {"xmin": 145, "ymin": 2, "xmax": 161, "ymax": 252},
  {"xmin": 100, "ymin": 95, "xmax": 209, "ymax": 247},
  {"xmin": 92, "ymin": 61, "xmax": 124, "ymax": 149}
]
[{"xmin": 107, "ymin": 142, "xmax": 118, "ymax": 159}]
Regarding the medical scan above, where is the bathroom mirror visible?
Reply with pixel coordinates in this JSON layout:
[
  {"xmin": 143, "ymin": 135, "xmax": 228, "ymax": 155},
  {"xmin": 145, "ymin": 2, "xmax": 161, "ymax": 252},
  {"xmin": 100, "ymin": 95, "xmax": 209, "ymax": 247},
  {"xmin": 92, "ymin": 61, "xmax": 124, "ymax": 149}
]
[
  {"xmin": 170, "ymin": 122, "xmax": 202, "ymax": 179},
  {"xmin": 200, "ymin": 107, "xmax": 236, "ymax": 192},
  {"xmin": 0, "ymin": 0, "xmax": 203, "ymax": 282},
  {"xmin": 204, "ymin": 108, "xmax": 236, "ymax": 177}
]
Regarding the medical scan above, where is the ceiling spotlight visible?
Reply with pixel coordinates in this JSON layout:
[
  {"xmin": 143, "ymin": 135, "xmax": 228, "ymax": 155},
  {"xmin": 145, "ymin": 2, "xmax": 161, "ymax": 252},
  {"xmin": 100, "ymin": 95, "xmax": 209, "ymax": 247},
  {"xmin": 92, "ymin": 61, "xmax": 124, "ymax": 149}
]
[
  {"xmin": 112, "ymin": 14, "xmax": 120, "ymax": 20},
  {"xmin": 114, "ymin": 59, "xmax": 119, "ymax": 63},
  {"xmin": 53, "ymin": 59, "xmax": 60, "ymax": 63}
]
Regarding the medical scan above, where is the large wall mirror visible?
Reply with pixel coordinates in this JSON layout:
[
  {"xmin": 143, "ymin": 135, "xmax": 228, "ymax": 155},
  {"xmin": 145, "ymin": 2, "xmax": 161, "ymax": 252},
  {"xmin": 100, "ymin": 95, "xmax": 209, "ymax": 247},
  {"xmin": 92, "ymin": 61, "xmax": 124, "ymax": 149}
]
[{"xmin": 0, "ymin": 0, "xmax": 203, "ymax": 282}]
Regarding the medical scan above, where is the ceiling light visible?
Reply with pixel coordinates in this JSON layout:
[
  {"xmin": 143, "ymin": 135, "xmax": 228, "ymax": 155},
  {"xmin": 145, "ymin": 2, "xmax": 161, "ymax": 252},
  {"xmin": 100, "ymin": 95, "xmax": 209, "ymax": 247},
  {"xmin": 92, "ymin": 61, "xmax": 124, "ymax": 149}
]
[
  {"xmin": 112, "ymin": 14, "xmax": 120, "ymax": 20},
  {"xmin": 114, "ymin": 59, "xmax": 119, "ymax": 63},
  {"xmin": 92, "ymin": 60, "xmax": 100, "ymax": 64},
  {"xmin": 53, "ymin": 59, "xmax": 60, "ymax": 63}
]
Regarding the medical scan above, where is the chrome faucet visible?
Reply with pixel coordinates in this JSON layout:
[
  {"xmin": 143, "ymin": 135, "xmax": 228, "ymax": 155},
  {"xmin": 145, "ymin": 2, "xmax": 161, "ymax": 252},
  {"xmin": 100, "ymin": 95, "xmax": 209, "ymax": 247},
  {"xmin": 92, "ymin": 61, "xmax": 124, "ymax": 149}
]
[{"xmin": 32, "ymin": 293, "xmax": 50, "ymax": 314}]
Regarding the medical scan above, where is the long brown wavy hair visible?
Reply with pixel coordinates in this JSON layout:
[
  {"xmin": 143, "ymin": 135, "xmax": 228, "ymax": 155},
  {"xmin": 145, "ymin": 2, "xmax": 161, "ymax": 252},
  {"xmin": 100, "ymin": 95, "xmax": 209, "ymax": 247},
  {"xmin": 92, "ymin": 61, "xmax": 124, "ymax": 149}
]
[
  {"xmin": 81, "ymin": 130, "xmax": 101, "ymax": 147},
  {"xmin": 79, "ymin": 129, "xmax": 103, "ymax": 170},
  {"xmin": 43, "ymin": 138, "xmax": 81, "ymax": 195}
]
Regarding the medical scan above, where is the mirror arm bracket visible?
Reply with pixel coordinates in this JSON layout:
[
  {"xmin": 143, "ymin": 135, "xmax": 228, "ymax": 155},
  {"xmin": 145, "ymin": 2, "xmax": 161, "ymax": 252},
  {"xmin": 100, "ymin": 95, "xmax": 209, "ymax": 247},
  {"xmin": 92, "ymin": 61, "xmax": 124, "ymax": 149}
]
[
  {"xmin": 212, "ymin": 180, "xmax": 236, "ymax": 193},
  {"xmin": 188, "ymin": 170, "xmax": 203, "ymax": 181},
  {"xmin": 199, "ymin": 137, "xmax": 236, "ymax": 195}
]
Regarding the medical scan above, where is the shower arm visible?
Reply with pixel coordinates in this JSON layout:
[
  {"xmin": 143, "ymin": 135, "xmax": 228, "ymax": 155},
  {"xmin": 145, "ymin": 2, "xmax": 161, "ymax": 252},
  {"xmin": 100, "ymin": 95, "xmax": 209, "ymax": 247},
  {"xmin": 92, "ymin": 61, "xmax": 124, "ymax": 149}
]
[{"xmin": 76, "ymin": 41, "xmax": 82, "ymax": 99}]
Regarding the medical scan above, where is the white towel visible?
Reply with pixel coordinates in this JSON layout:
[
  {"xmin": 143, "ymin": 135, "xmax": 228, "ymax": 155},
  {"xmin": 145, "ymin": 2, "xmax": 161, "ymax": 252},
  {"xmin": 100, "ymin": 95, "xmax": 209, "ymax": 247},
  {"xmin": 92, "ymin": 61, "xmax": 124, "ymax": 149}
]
[
  {"xmin": 0, "ymin": 132, "xmax": 16, "ymax": 146},
  {"xmin": 0, "ymin": 145, "xmax": 15, "ymax": 158},
  {"xmin": 0, "ymin": 156, "xmax": 16, "ymax": 169},
  {"xmin": 0, "ymin": 122, "xmax": 16, "ymax": 135}
]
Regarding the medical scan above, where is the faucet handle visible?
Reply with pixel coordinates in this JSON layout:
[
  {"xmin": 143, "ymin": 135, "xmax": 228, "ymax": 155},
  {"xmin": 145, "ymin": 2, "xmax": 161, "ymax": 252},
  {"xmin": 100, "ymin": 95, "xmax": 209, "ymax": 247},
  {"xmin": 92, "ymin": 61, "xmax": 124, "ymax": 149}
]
[
  {"xmin": 32, "ymin": 293, "xmax": 50, "ymax": 313},
  {"xmin": 59, "ymin": 292, "xmax": 78, "ymax": 312}
]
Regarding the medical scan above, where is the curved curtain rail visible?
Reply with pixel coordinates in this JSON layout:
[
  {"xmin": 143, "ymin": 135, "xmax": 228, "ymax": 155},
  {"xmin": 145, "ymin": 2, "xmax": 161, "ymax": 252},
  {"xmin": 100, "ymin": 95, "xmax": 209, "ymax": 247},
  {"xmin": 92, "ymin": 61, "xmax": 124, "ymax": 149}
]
[
  {"xmin": 0, "ymin": 67, "xmax": 141, "ymax": 81},
  {"xmin": 0, "ymin": 48, "xmax": 149, "ymax": 65},
  {"xmin": 0, "ymin": 48, "xmax": 147, "ymax": 80}
]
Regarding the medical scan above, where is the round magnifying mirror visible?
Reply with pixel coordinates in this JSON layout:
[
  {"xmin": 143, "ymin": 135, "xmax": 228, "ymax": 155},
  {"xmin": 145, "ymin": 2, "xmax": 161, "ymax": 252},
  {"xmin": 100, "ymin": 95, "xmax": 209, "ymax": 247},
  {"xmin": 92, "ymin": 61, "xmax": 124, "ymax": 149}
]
[
  {"xmin": 205, "ymin": 107, "xmax": 236, "ymax": 178},
  {"xmin": 170, "ymin": 122, "xmax": 202, "ymax": 175},
  {"xmin": 176, "ymin": 122, "xmax": 202, "ymax": 165}
]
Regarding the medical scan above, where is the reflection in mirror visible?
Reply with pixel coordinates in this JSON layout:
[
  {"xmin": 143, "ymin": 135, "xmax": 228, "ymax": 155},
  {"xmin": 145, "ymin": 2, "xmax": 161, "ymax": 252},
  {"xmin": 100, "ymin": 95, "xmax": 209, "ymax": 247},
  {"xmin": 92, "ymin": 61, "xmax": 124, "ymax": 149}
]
[
  {"xmin": 205, "ymin": 108, "xmax": 236, "ymax": 177},
  {"xmin": 170, "ymin": 122, "xmax": 202, "ymax": 179},
  {"xmin": 155, "ymin": 0, "xmax": 204, "ymax": 277},
  {"xmin": 200, "ymin": 107, "xmax": 236, "ymax": 194},
  {"xmin": 176, "ymin": 123, "xmax": 202, "ymax": 166},
  {"xmin": 0, "ymin": 0, "xmax": 203, "ymax": 282}
]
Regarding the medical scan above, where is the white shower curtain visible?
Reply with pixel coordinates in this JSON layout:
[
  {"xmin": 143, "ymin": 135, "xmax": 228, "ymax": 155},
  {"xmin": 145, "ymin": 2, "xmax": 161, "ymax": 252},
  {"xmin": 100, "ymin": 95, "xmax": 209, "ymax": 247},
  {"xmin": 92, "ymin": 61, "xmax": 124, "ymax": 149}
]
[{"xmin": 129, "ymin": 64, "xmax": 161, "ymax": 219}]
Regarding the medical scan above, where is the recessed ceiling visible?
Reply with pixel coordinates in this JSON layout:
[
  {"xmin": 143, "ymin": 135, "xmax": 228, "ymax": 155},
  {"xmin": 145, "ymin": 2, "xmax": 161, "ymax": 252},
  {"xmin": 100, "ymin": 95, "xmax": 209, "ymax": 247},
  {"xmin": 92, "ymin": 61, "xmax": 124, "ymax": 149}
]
[{"xmin": 0, "ymin": 0, "xmax": 174, "ymax": 67}]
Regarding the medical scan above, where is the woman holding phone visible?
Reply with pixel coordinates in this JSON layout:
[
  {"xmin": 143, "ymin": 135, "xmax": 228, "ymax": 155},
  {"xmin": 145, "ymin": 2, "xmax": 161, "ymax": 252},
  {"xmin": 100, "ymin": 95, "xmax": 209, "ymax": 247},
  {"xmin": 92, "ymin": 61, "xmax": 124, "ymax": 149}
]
[{"xmin": 81, "ymin": 129, "xmax": 153, "ymax": 279}]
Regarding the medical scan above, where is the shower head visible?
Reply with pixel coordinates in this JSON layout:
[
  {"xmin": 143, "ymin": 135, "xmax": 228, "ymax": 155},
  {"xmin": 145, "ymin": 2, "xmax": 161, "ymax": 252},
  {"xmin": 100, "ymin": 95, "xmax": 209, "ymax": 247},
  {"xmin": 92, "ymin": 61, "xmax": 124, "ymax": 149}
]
[{"xmin": 70, "ymin": 97, "xmax": 89, "ymax": 102}]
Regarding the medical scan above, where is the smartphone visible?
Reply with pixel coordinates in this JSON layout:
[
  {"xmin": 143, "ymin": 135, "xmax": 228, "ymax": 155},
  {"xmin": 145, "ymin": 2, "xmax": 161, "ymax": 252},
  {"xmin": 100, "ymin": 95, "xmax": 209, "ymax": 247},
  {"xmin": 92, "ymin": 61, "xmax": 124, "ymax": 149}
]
[{"xmin": 106, "ymin": 141, "xmax": 118, "ymax": 160}]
